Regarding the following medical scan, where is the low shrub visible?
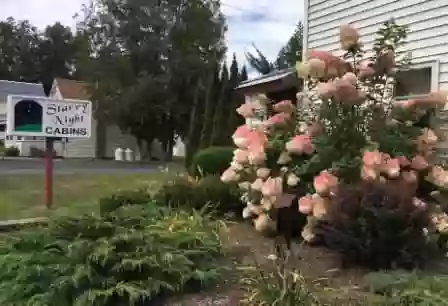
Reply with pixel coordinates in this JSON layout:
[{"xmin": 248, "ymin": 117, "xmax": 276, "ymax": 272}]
[
  {"xmin": 365, "ymin": 271, "xmax": 448, "ymax": 305},
  {"xmin": 0, "ymin": 202, "xmax": 224, "ymax": 305},
  {"xmin": 3, "ymin": 146, "xmax": 19, "ymax": 157},
  {"xmin": 154, "ymin": 175, "xmax": 243, "ymax": 217},
  {"xmin": 189, "ymin": 146, "xmax": 234, "ymax": 177},
  {"xmin": 315, "ymin": 181, "xmax": 432, "ymax": 270},
  {"xmin": 154, "ymin": 176, "xmax": 197, "ymax": 207},
  {"xmin": 198, "ymin": 175, "xmax": 243, "ymax": 216},
  {"xmin": 98, "ymin": 189, "xmax": 153, "ymax": 214}
]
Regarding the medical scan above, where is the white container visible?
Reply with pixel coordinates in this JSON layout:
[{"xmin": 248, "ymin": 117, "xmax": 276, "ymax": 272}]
[
  {"xmin": 114, "ymin": 147, "xmax": 124, "ymax": 161},
  {"xmin": 173, "ymin": 136, "xmax": 185, "ymax": 157},
  {"xmin": 134, "ymin": 150, "xmax": 141, "ymax": 161},
  {"xmin": 125, "ymin": 148, "xmax": 134, "ymax": 162}
]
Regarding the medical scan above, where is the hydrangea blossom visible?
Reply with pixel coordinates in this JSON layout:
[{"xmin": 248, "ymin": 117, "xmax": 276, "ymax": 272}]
[{"xmin": 221, "ymin": 21, "xmax": 448, "ymax": 241}]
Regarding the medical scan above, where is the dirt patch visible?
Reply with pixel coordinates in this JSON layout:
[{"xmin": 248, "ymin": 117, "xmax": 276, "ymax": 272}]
[{"xmin": 166, "ymin": 221, "xmax": 373, "ymax": 305}]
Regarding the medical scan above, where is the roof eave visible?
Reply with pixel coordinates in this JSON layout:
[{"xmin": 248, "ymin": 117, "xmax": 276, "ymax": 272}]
[{"xmin": 235, "ymin": 68, "xmax": 297, "ymax": 91}]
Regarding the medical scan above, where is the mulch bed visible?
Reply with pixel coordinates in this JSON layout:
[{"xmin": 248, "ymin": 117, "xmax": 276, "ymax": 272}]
[{"xmin": 166, "ymin": 222, "xmax": 374, "ymax": 305}]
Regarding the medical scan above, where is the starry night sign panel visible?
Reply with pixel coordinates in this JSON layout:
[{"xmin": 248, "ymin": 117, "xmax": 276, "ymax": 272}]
[{"xmin": 6, "ymin": 95, "xmax": 92, "ymax": 138}]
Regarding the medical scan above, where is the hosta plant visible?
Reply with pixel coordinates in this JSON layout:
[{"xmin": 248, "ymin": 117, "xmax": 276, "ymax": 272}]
[{"xmin": 221, "ymin": 19, "xmax": 448, "ymax": 250}]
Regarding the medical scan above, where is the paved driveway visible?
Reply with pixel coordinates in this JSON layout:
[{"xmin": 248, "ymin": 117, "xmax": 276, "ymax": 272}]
[{"xmin": 0, "ymin": 158, "xmax": 161, "ymax": 175}]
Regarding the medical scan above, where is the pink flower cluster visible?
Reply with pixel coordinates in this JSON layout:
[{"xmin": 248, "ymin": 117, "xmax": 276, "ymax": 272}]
[
  {"xmin": 316, "ymin": 77, "xmax": 366, "ymax": 104},
  {"xmin": 396, "ymin": 92, "xmax": 448, "ymax": 111},
  {"xmin": 416, "ymin": 128, "xmax": 438, "ymax": 155},
  {"xmin": 236, "ymin": 100, "xmax": 262, "ymax": 118},
  {"xmin": 231, "ymin": 124, "xmax": 268, "ymax": 165},
  {"xmin": 263, "ymin": 112, "xmax": 291, "ymax": 128},
  {"xmin": 297, "ymin": 23, "xmax": 409, "ymax": 90},
  {"xmin": 429, "ymin": 166, "xmax": 448, "ymax": 189},
  {"xmin": 261, "ymin": 177, "xmax": 283, "ymax": 197},
  {"xmin": 286, "ymin": 134, "xmax": 314, "ymax": 155},
  {"xmin": 313, "ymin": 170, "xmax": 338, "ymax": 196},
  {"xmin": 339, "ymin": 24, "xmax": 360, "ymax": 51},
  {"xmin": 360, "ymin": 149, "xmax": 428, "ymax": 183},
  {"xmin": 297, "ymin": 169, "xmax": 339, "ymax": 221},
  {"xmin": 297, "ymin": 50, "xmax": 347, "ymax": 79},
  {"xmin": 273, "ymin": 100, "xmax": 296, "ymax": 113},
  {"xmin": 298, "ymin": 193, "xmax": 330, "ymax": 220},
  {"xmin": 262, "ymin": 100, "xmax": 295, "ymax": 128},
  {"xmin": 431, "ymin": 212, "xmax": 448, "ymax": 233}
]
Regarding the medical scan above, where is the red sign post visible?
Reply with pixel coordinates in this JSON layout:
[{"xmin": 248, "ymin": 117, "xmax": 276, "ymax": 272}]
[
  {"xmin": 6, "ymin": 95, "xmax": 92, "ymax": 210},
  {"xmin": 45, "ymin": 138, "xmax": 54, "ymax": 209}
]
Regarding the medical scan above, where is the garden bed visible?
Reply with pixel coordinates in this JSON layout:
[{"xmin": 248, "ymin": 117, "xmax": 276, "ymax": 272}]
[{"xmin": 168, "ymin": 221, "xmax": 448, "ymax": 305}]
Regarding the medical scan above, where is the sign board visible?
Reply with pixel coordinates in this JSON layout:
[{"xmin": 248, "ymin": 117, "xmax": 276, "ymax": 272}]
[{"xmin": 6, "ymin": 95, "xmax": 92, "ymax": 138}]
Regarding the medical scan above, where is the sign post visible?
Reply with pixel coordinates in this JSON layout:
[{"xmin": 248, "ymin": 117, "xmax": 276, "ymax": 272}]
[
  {"xmin": 6, "ymin": 95, "xmax": 92, "ymax": 209},
  {"xmin": 45, "ymin": 138, "xmax": 54, "ymax": 208}
]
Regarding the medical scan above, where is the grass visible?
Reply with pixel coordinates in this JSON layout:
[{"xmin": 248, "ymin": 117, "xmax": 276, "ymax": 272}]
[{"xmin": 0, "ymin": 165, "xmax": 182, "ymax": 220}]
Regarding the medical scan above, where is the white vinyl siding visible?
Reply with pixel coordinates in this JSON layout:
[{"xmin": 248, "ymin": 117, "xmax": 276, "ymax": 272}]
[
  {"xmin": 49, "ymin": 83, "xmax": 97, "ymax": 158},
  {"xmin": 104, "ymin": 124, "xmax": 140, "ymax": 159},
  {"xmin": 305, "ymin": 0, "xmax": 448, "ymax": 90},
  {"xmin": 63, "ymin": 118, "xmax": 97, "ymax": 158},
  {"xmin": 304, "ymin": 0, "xmax": 448, "ymax": 161}
]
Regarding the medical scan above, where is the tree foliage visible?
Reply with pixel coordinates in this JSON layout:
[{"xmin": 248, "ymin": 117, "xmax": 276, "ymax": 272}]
[
  {"xmin": 245, "ymin": 21, "xmax": 304, "ymax": 75},
  {"xmin": 245, "ymin": 44, "xmax": 275, "ymax": 75},
  {"xmin": 0, "ymin": 3, "xmax": 249, "ymax": 160},
  {"xmin": 0, "ymin": 18, "xmax": 80, "ymax": 92},
  {"xmin": 74, "ymin": 0, "xmax": 247, "ymax": 160},
  {"xmin": 276, "ymin": 22, "xmax": 304, "ymax": 69}
]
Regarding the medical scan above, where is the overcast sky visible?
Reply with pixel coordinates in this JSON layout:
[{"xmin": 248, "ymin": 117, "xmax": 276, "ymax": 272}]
[{"xmin": 1, "ymin": 0, "xmax": 303, "ymax": 77}]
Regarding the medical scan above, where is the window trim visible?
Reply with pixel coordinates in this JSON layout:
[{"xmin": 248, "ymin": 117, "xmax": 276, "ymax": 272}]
[{"xmin": 395, "ymin": 59, "xmax": 440, "ymax": 101}]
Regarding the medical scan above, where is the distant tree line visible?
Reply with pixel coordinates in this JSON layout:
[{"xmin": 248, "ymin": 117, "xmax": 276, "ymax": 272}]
[{"xmin": 0, "ymin": 0, "xmax": 302, "ymax": 162}]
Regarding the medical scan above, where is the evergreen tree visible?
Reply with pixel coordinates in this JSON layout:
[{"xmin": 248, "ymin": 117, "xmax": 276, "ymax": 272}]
[
  {"xmin": 245, "ymin": 44, "xmax": 275, "ymax": 75},
  {"xmin": 210, "ymin": 64, "xmax": 229, "ymax": 145},
  {"xmin": 240, "ymin": 65, "xmax": 248, "ymax": 82},
  {"xmin": 245, "ymin": 21, "xmax": 304, "ymax": 75},
  {"xmin": 276, "ymin": 22, "xmax": 303, "ymax": 69},
  {"xmin": 199, "ymin": 64, "xmax": 220, "ymax": 148},
  {"xmin": 224, "ymin": 54, "xmax": 242, "ymax": 143}
]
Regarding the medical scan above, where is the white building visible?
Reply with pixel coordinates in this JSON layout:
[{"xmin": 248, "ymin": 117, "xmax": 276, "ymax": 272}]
[
  {"xmin": 49, "ymin": 78, "xmax": 142, "ymax": 159},
  {"xmin": 304, "ymin": 0, "xmax": 447, "ymax": 95},
  {"xmin": 303, "ymin": 0, "xmax": 448, "ymax": 157}
]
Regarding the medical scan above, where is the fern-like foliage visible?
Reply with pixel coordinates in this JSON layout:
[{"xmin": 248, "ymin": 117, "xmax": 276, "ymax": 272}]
[{"xmin": 0, "ymin": 202, "xmax": 224, "ymax": 305}]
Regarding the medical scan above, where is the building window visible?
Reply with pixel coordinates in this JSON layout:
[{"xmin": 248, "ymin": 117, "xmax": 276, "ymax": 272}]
[
  {"xmin": 0, "ymin": 125, "xmax": 5, "ymax": 132},
  {"xmin": 395, "ymin": 67, "xmax": 432, "ymax": 98}
]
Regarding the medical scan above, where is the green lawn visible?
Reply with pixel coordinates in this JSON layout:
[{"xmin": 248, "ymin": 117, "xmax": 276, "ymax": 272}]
[{"xmin": 0, "ymin": 166, "xmax": 182, "ymax": 220}]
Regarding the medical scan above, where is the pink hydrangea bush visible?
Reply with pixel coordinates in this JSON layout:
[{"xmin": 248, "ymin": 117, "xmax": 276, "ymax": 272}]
[{"xmin": 222, "ymin": 20, "xmax": 448, "ymax": 242}]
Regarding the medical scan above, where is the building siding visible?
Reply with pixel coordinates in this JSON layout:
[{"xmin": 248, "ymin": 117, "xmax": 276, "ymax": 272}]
[
  {"xmin": 305, "ymin": 0, "xmax": 448, "ymax": 90},
  {"xmin": 62, "ymin": 118, "xmax": 97, "ymax": 159},
  {"xmin": 104, "ymin": 124, "xmax": 140, "ymax": 159},
  {"xmin": 50, "ymin": 84, "xmax": 97, "ymax": 159},
  {"xmin": 304, "ymin": 0, "xmax": 448, "ymax": 160}
]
